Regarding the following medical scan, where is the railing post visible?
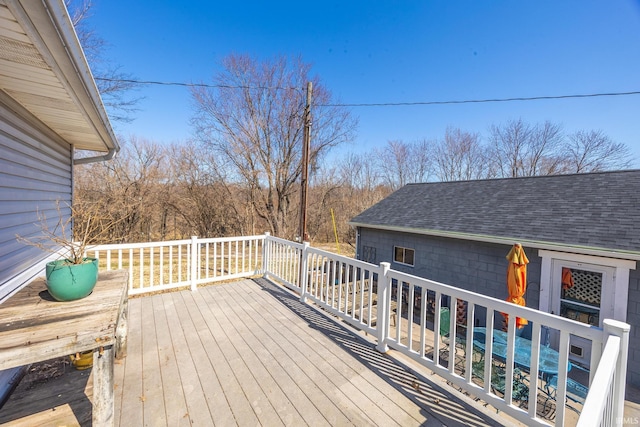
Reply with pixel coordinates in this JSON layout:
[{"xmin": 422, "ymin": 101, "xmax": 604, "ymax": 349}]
[
  {"xmin": 603, "ymin": 319, "xmax": 630, "ymax": 426},
  {"xmin": 376, "ymin": 262, "xmax": 391, "ymax": 353},
  {"xmin": 262, "ymin": 232, "xmax": 270, "ymax": 276},
  {"xmin": 299, "ymin": 242, "xmax": 310, "ymax": 303},
  {"xmin": 190, "ymin": 236, "xmax": 198, "ymax": 291}
]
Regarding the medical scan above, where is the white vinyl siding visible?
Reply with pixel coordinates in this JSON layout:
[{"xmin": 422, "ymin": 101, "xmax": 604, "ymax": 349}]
[{"xmin": 0, "ymin": 95, "xmax": 72, "ymax": 302}]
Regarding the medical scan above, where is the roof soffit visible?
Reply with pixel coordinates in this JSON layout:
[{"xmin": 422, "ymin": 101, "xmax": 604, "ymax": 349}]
[{"xmin": 0, "ymin": 0, "xmax": 118, "ymax": 152}]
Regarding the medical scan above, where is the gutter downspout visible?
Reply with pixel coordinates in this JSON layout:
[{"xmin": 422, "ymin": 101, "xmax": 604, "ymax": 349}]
[{"xmin": 73, "ymin": 146, "xmax": 118, "ymax": 165}]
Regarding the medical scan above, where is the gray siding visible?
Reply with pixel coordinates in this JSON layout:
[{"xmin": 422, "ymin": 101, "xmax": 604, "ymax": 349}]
[
  {"xmin": 358, "ymin": 227, "xmax": 540, "ymax": 307},
  {"xmin": 0, "ymin": 96, "xmax": 72, "ymax": 300},
  {"xmin": 356, "ymin": 226, "xmax": 638, "ymax": 388}
]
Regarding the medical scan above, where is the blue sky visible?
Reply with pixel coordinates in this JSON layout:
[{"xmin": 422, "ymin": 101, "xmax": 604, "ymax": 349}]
[{"xmin": 86, "ymin": 1, "xmax": 640, "ymax": 163}]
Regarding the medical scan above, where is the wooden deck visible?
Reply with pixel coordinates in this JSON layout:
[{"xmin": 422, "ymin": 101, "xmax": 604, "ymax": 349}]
[{"xmin": 1, "ymin": 278, "xmax": 508, "ymax": 426}]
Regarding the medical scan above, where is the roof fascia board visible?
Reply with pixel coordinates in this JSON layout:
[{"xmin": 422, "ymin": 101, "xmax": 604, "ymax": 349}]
[
  {"xmin": 5, "ymin": 0, "xmax": 119, "ymax": 153},
  {"xmin": 349, "ymin": 221, "xmax": 640, "ymax": 261}
]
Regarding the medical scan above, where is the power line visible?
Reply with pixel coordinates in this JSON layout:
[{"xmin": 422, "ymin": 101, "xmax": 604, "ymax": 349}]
[
  {"xmin": 94, "ymin": 77, "xmax": 640, "ymax": 107},
  {"xmin": 316, "ymin": 90, "xmax": 640, "ymax": 107},
  {"xmin": 94, "ymin": 77, "xmax": 300, "ymax": 91}
]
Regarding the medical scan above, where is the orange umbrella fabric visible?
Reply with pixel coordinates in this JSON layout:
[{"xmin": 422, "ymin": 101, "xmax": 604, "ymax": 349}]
[
  {"xmin": 504, "ymin": 243, "xmax": 529, "ymax": 329},
  {"xmin": 561, "ymin": 267, "xmax": 574, "ymax": 290}
]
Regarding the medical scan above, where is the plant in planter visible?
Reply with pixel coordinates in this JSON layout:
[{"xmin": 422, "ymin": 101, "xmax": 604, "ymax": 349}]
[{"xmin": 17, "ymin": 201, "xmax": 117, "ymax": 302}]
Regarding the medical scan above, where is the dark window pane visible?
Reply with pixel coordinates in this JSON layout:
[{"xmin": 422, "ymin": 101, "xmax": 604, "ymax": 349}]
[
  {"xmin": 405, "ymin": 249, "xmax": 415, "ymax": 266},
  {"xmin": 394, "ymin": 246, "xmax": 403, "ymax": 262}
]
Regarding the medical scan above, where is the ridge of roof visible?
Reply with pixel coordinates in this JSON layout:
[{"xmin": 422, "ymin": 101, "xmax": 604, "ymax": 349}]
[
  {"xmin": 402, "ymin": 168, "xmax": 640, "ymax": 187},
  {"xmin": 350, "ymin": 169, "xmax": 640, "ymax": 256}
]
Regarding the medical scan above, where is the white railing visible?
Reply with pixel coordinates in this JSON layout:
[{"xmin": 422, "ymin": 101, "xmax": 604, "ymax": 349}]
[
  {"xmin": 304, "ymin": 245, "xmax": 381, "ymax": 336},
  {"xmin": 262, "ymin": 235, "xmax": 303, "ymax": 292},
  {"xmin": 89, "ymin": 235, "xmax": 264, "ymax": 295},
  {"xmin": 87, "ymin": 235, "xmax": 630, "ymax": 426},
  {"xmin": 577, "ymin": 320, "xmax": 630, "ymax": 427},
  {"xmin": 265, "ymin": 238, "xmax": 630, "ymax": 427}
]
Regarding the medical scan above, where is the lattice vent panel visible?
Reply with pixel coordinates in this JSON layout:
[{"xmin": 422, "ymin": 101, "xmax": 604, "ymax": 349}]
[
  {"xmin": 564, "ymin": 269, "xmax": 601, "ymax": 306},
  {"xmin": 362, "ymin": 246, "xmax": 376, "ymax": 264}
]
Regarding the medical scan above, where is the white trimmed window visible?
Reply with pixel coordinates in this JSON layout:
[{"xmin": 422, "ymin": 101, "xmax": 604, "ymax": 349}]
[{"xmin": 393, "ymin": 246, "xmax": 415, "ymax": 266}]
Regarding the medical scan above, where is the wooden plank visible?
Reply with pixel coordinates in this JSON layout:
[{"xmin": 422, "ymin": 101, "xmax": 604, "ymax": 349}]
[
  {"xmin": 203, "ymin": 285, "xmax": 300, "ymax": 426},
  {"xmin": 0, "ymin": 271, "xmax": 127, "ymax": 371},
  {"xmin": 247, "ymin": 279, "xmax": 497, "ymax": 427},
  {"xmin": 209, "ymin": 283, "xmax": 327, "ymax": 426},
  {"xmin": 115, "ymin": 296, "xmax": 128, "ymax": 360},
  {"xmin": 242, "ymin": 279, "xmax": 429, "ymax": 425},
  {"xmin": 115, "ymin": 298, "xmax": 143, "ymax": 426},
  {"xmin": 151, "ymin": 294, "xmax": 190, "ymax": 427},
  {"xmin": 172, "ymin": 289, "xmax": 236, "ymax": 426},
  {"xmin": 188, "ymin": 287, "xmax": 261, "ymax": 426},
  {"xmin": 225, "ymin": 280, "xmax": 373, "ymax": 426},
  {"xmin": 1, "ymin": 278, "xmax": 509, "ymax": 426},
  {"xmin": 261, "ymin": 298, "xmax": 417, "ymax": 423},
  {"xmin": 140, "ymin": 294, "xmax": 166, "ymax": 426}
]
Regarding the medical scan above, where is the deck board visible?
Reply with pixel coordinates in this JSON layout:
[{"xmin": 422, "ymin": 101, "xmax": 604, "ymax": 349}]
[
  {"xmin": 1, "ymin": 278, "xmax": 508, "ymax": 427},
  {"xmin": 163, "ymin": 292, "xmax": 215, "ymax": 426},
  {"xmin": 141, "ymin": 294, "xmax": 167, "ymax": 426},
  {"xmin": 229, "ymin": 283, "xmax": 383, "ymax": 425},
  {"xmin": 155, "ymin": 294, "xmax": 191, "ymax": 426},
  {"xmin": 114, "ymin": 296, "xmax": 143, "ymax": 427},
  {"xmin": 241, "ymin": 282, "xmax": 421, "ymax": 426},
  {"xmin": 172, "ymin": 290, "xmax": 234, "ymax": 426}
]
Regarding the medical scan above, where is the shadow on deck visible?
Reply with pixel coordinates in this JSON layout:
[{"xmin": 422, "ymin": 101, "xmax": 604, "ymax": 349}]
[{"xmin": 255, "ymin": 277, "xmax": 510, "ymax": 426}]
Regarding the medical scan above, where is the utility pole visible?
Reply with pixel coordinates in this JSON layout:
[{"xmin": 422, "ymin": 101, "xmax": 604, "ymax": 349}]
[{"xmin": 298, "ymin": 82, "xmax": 312, "ymax": 242}]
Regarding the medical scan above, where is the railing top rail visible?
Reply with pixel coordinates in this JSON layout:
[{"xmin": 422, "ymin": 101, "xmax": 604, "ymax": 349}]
[
  {"xmin": 306, "ymin": 246, "xmax": 380, "ymax": 270},
  {"xmin": 197, "ymin": 235, "xmax": 267, "ymax": 244},
  {"xmin": 90, "ymin": 235, "xmax": 268, "ymax": 252},
  {"xmin": 266, "ymin": 235, "xmax": 304, "ymax": 250},
  {"xmin": 90, "ymin": 239, "xmax": 193, "ymax": 251},
  {"xmin": 387, "ymin": 266, "xmax": 604, "ymax": 341}
]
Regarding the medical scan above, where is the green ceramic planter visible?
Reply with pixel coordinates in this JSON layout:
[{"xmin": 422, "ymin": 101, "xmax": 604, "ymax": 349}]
[{"xmin": 45, "ymin": 258, "xmax": 98, "ymax": 301}]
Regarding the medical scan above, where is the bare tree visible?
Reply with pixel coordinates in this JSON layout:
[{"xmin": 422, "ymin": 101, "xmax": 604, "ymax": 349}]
[
  {"xmin": 488, "ymin": 119, "xmax": 564, "ymax": 178},
  {"xmin": 564, "ymin": 130, "xmax": 633, "ymax": 173},
  {"xmin": 190, "ymin": 54, "xmax": 357, "ymax": 238},
  {"xmin": 167, "ymin": 141, "xmax": 245, "ymax": 237},
  {"xmin": 376, "ymin": 139, "xmax": 432, "ymax": 190},
  {"xmin": 75, "ymin": 137, "xmax": 168, "ymax": 242},
  {"xmin": 338, "ymin": 151, "xmax": 385, "ymax": 200},
  {"xmin": 432, "ymin": 127, "xmax": 488, "ymax": 181}
]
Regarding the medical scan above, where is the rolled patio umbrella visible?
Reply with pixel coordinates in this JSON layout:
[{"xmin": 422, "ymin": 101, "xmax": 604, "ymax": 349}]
[{"xmin": 503, "ymin": 243, "xmax": 529, "ymax": 329}]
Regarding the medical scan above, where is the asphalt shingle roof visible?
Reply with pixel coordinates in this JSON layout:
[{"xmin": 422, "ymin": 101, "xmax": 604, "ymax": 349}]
[{"xmin": 350, "ymin": 170, "xmax": 640, "ymax": 254}]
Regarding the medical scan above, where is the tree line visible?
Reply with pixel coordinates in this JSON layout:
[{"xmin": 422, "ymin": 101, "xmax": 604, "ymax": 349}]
[
  {"xmin": 75, "ymin": 118, "xmax": 632, "ymax": 248},
  {"xmin": 372, "ymin": 121, "xmax": 632, "ymax": 190}
]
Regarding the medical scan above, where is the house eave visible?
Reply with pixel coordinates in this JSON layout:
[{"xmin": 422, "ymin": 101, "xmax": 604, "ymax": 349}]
[
  {"xmin": 349, "ymin": 221, "xmax": 640, "ymax": 262},
  {"xmin": 1, "ymin": 0, "xmax": 119, "ymax": 154}
]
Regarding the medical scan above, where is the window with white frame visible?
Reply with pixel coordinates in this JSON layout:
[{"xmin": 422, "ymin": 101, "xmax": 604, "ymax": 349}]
[{"xmin": 393, "ymin": 246, "xmax": 415, "ymax": 266}]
